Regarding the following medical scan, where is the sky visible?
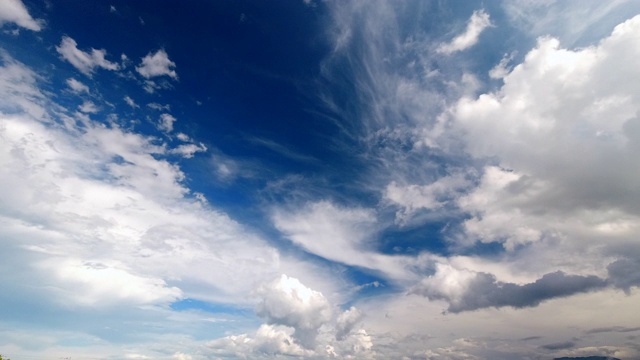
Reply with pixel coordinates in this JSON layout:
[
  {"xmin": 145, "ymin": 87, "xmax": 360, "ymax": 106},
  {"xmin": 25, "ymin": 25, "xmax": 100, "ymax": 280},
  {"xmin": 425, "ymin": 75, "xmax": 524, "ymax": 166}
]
[{"xmin": 1, "ymin": 0, "xmax": 640, "ymax": 359}]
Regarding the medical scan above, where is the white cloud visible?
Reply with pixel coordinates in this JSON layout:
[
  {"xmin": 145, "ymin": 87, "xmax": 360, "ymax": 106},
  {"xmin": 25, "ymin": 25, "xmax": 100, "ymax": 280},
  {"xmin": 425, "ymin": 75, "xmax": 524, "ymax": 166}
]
[
  {"xmin": 437, "ymin": 10, "xmax": 492, "ymax": 54},
  {"xmin": 78, "ymin": 100, "xmax": 99, "ymax": 114},
  {"xmin": 136, "ymin": 49, "xmax": 178, "ymax": 79},
  {"xmin": 446, "ymin": 15, "xmax": 640, "ymax": 257},
  {"xmin": 272, "ymin": 201, "xmax": 414, "ymax": 281},
  {"xmin": 0, "ymin": 0, "xmax": 42, "ymax": 31},
  {"xmin": 170, "ymin": 143, "xmax": 207, "ymax": 158},
  {"xmin": 124, "ymin": 95, "xmax": 139, "ymax": 108},
  {"xmin": 66, "ymin": 78, "xmax": 90, "ymax": 94},
  {"xmin": 56, "ymin": 36, "xmax": 120, "ymax": 76},
  {"xmin": 384, "ymin": 171, "xmax": 473, "ymax": 224},
  {"xmin": 256, "ymin": 274, "xmax": 332, "ymax": 348},
  {"xmin": 335, "ymin": 306, "xmax": 364, "ymax": 341},
  {"xmin": 147, "ymin": 102, "xmax": 171, "ymax": 111},
  {"xmin": 158, "ymin": 113, "xmax": 176, "ymax": 132}
]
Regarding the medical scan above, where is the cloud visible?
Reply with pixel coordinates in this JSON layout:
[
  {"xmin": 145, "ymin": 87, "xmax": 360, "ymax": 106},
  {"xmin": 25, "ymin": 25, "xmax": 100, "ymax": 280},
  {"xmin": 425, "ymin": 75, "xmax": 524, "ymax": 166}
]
[
  {"xmin": 271, "ymin": 201, "xmax": 413, "ymax": 281},
  {"xmin": 256, "ymin": 274, "xmax": 332, "ymax": 348},
  {"xmin": 336, "ymin": 306, "xmax": 364, "ymax": 341},
  {"xmin": 170, "ymin": 143, "xmax": 207, "ymax": 158},
  {"xmin": 541, "ymin": 341, "xmax": 576, "ymax": 350},
  {"xmin": 607, "ymin": 258, "xmax": 640, "ymax": 294},
  {"xmin": 411, "ymin": 263, "xmax": 607, "ymax": 313},
  {"xmin": 0, "ymin": 54, "xmax": 331, "ymax": 318},
  {"xmin": 78, "ymin": 100, "xmax": 99, "ymax": 113},
  {"xmin": 439, "ymin": 14, "xmax": 640, "ymax": 260},
  {"xmin": 158, "ymin": 113, "xmax": 176, "ymax": 132},
  {"xmin": 0, "ymin": 0, "xmax": 42, "ymax": 31},
  {"xmin": 123, "ymin": 95, "xmax": 139, "ymax": 108},
  {"xmin": 56, "ymin": 36, "xmax": 120, "ymax": 76},
  {"xmin": 437, "ymin": 10, "xmax": 492, "ymax": 54},
  {"xmin": 384, "ymin": 171, "xmax": 473, "ymax": 224},
  {"xmin": 66, "ymin": 78, "xmax": 90, "ymax": 94},
  {"xmin": 136, "ymin": 49, "xmax": 178, "ymax": 79}
]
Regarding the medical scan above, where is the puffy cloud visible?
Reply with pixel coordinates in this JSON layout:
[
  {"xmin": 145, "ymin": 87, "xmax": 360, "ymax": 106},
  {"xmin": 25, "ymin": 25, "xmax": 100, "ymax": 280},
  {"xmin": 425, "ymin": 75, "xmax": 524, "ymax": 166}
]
[
  {"xmin": 136, "ymin": 49, "xmax": 178, "ymax": 79},
  {"xmin": 441, "ymin": 15, "xmax": 640, "ymax": 261},
  {"xmin": 411, "ymin": 263, "xmax": 607, "ymax": 313},
  {"xmin": 0, "ymin": 0, "xmax": 42, "ymax": 31},
  {"xmin": 335, "ymin": 306, "xmax": 364, "ymax": 341},
  {"xmin": 66, "ymin": 78, "xmax": 89, "ymax": 94},
  {"xmin": 256, "ymin": 275, "xmax": 332, "ymax": 348},
  {"xmin": 56, "ymin": 36, "xmax": 120, "ymax": 76},
  {"xmin": 437, "ymin": 10, "xmax": 492, "ymax": 54},
  {"xmin": 607, "ymin": 258, "xmax": 640, "ymax": 294}
]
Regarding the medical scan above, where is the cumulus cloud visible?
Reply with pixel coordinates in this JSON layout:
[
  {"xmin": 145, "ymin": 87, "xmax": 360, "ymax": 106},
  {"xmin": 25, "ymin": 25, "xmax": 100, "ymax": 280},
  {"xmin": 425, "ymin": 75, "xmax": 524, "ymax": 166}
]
[
  {"xmin": 411, "ymin": 264, "xmax": 607, "ymax": 313},
  {"xmin": 56, "ymin": 36, "xmax": 120, "ymax": 76},
  {"xmin": 136, "ymin": 49, "xmax": 178, "ymax": 79},
  {"xmin": 0, "ymin": 0, "xmax": 42, "ymax": 31},
  {"xmin": 336, "ymin": 306, "xmax": 364, "ymax": 341},
  {"xmin": 256, "ymin": 275, "xmax": 332, "ymax": 348},
  {"xmin": 437, "ymin": 9, "xmax": 492, "ymax": 54},
  {"xmin": 607, "ymin": 258, "xmax": 640, "ymax": 294}
]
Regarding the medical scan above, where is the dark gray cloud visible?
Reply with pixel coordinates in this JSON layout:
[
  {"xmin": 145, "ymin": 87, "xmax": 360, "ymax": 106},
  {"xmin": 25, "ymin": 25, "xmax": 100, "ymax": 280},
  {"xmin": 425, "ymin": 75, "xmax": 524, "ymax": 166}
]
[
  {"xmin": 586, "ymin": 326, "xmax": 640, "ymax": 335},
  {"xmin": 541, "ymin": 341, "xmax": 576, "ymax": 350},
  {"xmin": 607, "ymin": 258, "xmax": 640, "ymax": 293},
  {"xmin": 415, "ymin": 271, "xmax": 608, "ymax": 313}
]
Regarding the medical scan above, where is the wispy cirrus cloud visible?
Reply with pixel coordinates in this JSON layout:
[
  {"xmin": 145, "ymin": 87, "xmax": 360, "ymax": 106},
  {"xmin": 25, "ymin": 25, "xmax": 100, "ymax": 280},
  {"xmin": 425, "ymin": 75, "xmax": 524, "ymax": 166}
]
[{"xmin": 437, "ymin": 10, "xmax": 492, "ymax": 54}]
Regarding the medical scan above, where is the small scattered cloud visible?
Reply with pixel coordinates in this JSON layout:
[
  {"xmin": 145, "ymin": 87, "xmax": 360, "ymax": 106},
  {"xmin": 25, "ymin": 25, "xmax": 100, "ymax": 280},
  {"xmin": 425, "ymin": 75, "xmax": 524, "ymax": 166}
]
[
  {"xmin": 66, "ymin": 78, "xmax": 89, "ymax": 94},
  {"xmin": 124, "ymin": 95, "xmax": 139, "ymax": 109},
  {"xmin": 147, "ymin": 102, "xmax": 171, "ymax": 111},
  {"xmin": 136, "ymin": 49, "xmax": 178, "ymax": 80},
  {"xmin": 170, "ymin": 143, "xmax": 207, "ymax": 158},
  {"xmin": 158, "ymin": 113, "xmax": 176, "ymax": 132},
  {"xmin": 0, "ymin": 0, "xmax": 43, "ymax": 31},
  {"xmin": 56, "ymin": 36, "xmax": 120, "ymax": 76},
  {"xmin": 78, "ymin": 100, "xmax": 99, "ymax": 114},
  {"xmin": 437, "ymin": 9, "xmax": 492, "ymax": 54}
]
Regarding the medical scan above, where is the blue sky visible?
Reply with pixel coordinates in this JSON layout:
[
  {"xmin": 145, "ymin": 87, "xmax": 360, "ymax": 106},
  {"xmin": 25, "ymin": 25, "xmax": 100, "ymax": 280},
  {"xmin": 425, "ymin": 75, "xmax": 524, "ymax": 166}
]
[{"xmin": 2, "ymin": 0, "xmax": 640, "ymax": 359}]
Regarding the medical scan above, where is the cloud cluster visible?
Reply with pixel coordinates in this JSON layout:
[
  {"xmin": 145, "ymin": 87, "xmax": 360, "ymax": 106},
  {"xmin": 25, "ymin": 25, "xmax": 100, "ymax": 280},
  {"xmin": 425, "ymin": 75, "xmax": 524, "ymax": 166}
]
[{"xmin": 207, "ymin": 275, "xmax": 373, "ymax": 359}]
